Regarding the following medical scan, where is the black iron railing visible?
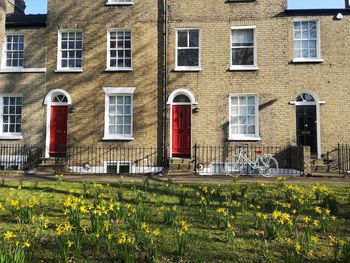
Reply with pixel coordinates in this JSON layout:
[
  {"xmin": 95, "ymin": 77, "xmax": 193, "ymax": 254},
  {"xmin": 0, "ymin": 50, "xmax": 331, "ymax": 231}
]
[
  {"xmin": 193, "ymin": 144, "xmax": 304, "ymax": 176},
  {"xmin": 53, "ymin": 145, "xmax": 162, "ymax": 175},
  {"xmin": 337, "ymin": 144, "xmax": 350, "ymax": 175},
  {"xmin": 0, "ymin": 144, "xmax": 42, "ymax": 171}
]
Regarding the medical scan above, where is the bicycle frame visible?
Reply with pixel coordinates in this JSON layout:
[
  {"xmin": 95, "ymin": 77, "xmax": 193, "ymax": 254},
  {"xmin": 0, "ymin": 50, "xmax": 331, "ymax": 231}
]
[{"xmin": 235, "ymin": 147, "xmax": 265, "ymax": 171}]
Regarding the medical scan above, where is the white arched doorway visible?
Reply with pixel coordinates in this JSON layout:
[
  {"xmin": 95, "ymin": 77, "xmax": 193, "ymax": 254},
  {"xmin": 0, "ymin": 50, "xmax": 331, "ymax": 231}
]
[
  {"xmin": 167, "ymin": 89, "xmax": 197, "ymax": 158},
  {"xmin": 44, "ymin": 89, "xmax": 72, "ymax": 158},
  {"xmin": 290, "ymin": 91, "xmax": 324, "ymax": 159}
]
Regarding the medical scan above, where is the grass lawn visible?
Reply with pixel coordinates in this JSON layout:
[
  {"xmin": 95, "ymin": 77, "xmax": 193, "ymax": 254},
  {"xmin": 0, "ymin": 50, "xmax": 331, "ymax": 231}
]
[{"xmin": 0, "ymin": 177, "xmax": 349, "ymax": 262}]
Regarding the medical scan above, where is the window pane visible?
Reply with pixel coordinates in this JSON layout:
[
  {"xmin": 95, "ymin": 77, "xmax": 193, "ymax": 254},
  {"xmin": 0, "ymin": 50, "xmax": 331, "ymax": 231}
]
[
  {"xmin": 232, "ymin": 48, "xmax": 254, "ymax": 66},
  {"xmin": 189, "ymin": 30, "xmax": 199, "ymax": 47},
  {"xmin": 177, "ymin": 31, "xmax": 188, "ymax": 47},
  {"xmin": 177, "ymin": 49, "xmax": 199, "ymax": 67},
  {"xmin": 232, "ymin": 29, "xmax": 254, "ymax": 46}
]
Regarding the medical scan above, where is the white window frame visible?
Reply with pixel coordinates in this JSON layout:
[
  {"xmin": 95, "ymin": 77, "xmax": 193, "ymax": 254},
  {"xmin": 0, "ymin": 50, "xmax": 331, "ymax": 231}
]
[
  {"xmin": 228, "ymin": 93, "xmax": 260, "ymax": 141},
  {"xmin": 56, "ymin": 29, "xmax": 83, "ymax": 73},
  {"xmin": 106, "ymin": 0, "xmax": 134, "ymax": 5},
  {"xmin": 2, "ymin": 33, "xmax": 24, "ymax": 70},
  {"xmin": 103, "ymin": 87, "xmax": 135, "ymax": 140},
  {"xmin": 175, "ymin": 28, "xmax": 202, "ymax": 71},
  {"xmin": 0, "ymin": 94, "xmax": 23, "ymax": 140},
  {"xmin": 292, "ymin": 19, "xmax": 323, "ymax": 63},
  {"xmin": 230, "ymin": 26, "xmax": 258, "ymax": 71},
  {"xmin": 106, "ymin": 29, "xmax": 133, "ymax": 72}
]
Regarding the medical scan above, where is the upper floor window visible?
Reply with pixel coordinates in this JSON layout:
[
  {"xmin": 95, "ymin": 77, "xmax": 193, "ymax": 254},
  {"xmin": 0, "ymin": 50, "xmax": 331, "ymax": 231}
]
[
  {"xmin": 2, "ymin": 34, "xmax": 24, "ymax": 68},
  {"xmin": 231, "ymin": 26, "xmax": 257, "ymax": 70},
  {"xmin": 293, "ymin": 20, "xmax": 321, "ymax": 62},
  {"xmin": 0, "ymin": 96, "xmax": 22, "ymax": 139},
  {"xmin": 106, "ymin": 0, "xmax": 133, "ymax": 5},
  {"xmin": 107, "ymin": 30, "xmax": 132, "ymax": 71},
  {"xmin": 175, "ymin": 29, "xmax": 200, "ymax": 71},
  {"xmin": 57, "ymin": 30, "xmax": 83, "ymax": 71},
  {"xmin": 229, "ymin": 94, "xmax": 259, "ymax": 140}
]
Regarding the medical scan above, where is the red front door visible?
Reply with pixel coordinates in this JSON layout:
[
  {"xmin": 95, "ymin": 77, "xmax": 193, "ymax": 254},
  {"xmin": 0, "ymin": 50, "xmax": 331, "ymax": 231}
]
[
  {"xmin": 172, "ymin": 105, "xmax": 191, "ymax": 155},
  {"xmin": 49, "ymin": 106, "xmax": 68, "ymax": 155}
]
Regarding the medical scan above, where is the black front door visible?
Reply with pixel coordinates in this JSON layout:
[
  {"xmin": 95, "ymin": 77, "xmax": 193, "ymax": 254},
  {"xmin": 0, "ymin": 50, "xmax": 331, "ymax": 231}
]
[{"xmin": 296, "ymin": 106, "xmax": 317, "ymax": 155}]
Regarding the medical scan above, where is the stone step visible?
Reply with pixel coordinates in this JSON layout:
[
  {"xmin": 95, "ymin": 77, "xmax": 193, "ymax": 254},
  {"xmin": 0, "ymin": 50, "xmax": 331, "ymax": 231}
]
[
  {"xmin": 167, "ymin": 171, "xmax": 194, "ymax": 176},
  {"xmin": 311, "ymin": 172, "xmax": 345, "ymax": 178},
  {"xmin": 311, "ymin": 165, "xmax": 330, "ymax": 173}
]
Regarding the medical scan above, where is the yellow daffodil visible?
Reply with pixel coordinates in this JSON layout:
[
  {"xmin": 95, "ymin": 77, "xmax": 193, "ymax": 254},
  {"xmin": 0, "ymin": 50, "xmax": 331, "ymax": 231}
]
[
  {"xmin": 67, "ymin": 240, "xmax": 74, "ymax": 248},
  {"xmin": 4, "ymin": 231, "xmax": 16, "ymax": 240}
]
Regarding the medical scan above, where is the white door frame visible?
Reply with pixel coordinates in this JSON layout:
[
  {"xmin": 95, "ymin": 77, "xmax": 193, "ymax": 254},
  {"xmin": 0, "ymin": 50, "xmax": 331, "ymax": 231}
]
[
  {"xmin": 44, "ymin": 89, "xmax": 72, "ymax": 158},
  {"xmin": 167, "ymin": 89, "xmax": 197, "ymax": 158},
  {"xmin": 290, "ymin": 91, "xmax": 325, "ymax": 159}
]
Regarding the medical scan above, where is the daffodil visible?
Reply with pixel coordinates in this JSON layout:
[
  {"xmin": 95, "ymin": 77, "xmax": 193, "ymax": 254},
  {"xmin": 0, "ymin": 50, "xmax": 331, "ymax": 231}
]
[{"xmin": 4, "ymin": 231, "xmax": 16, "ymax": 240}]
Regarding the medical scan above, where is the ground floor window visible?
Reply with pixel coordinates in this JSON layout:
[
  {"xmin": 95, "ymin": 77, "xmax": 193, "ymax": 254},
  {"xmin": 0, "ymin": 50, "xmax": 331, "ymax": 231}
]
[
  {"xmin": 103, "ymin": 87, "xmax": 135, "ymax": 140},
  {"xmin": 0, "ymin": 96, "xmax": 22, "ymax": 138},
  {"xmin": 229, "ymin": 94, "xmax": 259, "ymax": 140}
]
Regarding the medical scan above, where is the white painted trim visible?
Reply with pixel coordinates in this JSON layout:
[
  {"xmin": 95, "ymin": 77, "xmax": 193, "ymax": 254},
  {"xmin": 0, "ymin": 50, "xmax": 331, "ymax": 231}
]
[
  {"xmin": 56, "ymin": 29, "xmax": 83, "ymax": 72},
  {"xmin": 174, "ymin": 67, "xmax": 202, "ymax": 72},
  {"xmin": 103, "ymin": 88, "xmax": 134, "ymax": 141},
  {"xmin": 228, "ymin": 93, "xmax": 260, "ymax": 141},
  {"xmin": 103, "ymin": 87, "xmax": 136, "ymax": 94},
  {"xmin": 293, "ymin": 91, "xmax": 322, "ymax": 159},
  {"xmin": 106, "ymin": 29, "xmax": 132, "ymax": 71},
  {"xmin": 292, "ymin": 19, "xmax": 322, "ymax": 61},
  {"xmin": 0, "ymin": 135, "xmax": 23, "ymax": 140},
  {"xmin": 44, "ymin": 89, "xmax": 72, "ymax": 105},
  {"xmin": 228, "ymin": 136, "xmax": 261, "ymax": 141},
  {"xmin": 105, "ymin": 68, "xmax": 133, "ymax": 72},
  {"xmin": 167, "ymin": 89, "xmax": 196, "ymax": 105},
  {"xmin": 0, "ymin": 68, "xmax": 46, "ymax": 73},
  {"xmin": 54, "ymin": 69, "xmax": 83, "ymax": 73},
  {"xmin": 106, "ymin": 1, "xmax": 133, "ymax": 5},
  {"xmin": 175, "ymin": 28, "xmax": 201, "ymax": 70},
  {"xmin": 292, "ymin": 59, "xmax": 324, "ymax": 63},
  {"xmin": 229, "ymin": 66, "xmax": 258, "ymax": 71},
  {"xmin": 44, "ymin": 89, "xmax": 72, "ymax": 158},
  {"xmin": 230, "ymin": 26, "xmax": 257, "ymax": 69}
]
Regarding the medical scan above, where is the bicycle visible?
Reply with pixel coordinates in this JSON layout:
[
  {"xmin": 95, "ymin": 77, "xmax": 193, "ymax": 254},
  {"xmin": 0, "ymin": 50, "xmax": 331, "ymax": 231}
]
[{"xmin": 224, "ymin": 145, "xmax": 279, "ymax": 177}]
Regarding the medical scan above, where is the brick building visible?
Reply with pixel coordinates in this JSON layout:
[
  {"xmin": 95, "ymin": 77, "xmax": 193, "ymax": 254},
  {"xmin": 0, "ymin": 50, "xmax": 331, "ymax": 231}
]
[{"xmin": 0, "ymin": 0, "xmax": 349, "ymax": 173}]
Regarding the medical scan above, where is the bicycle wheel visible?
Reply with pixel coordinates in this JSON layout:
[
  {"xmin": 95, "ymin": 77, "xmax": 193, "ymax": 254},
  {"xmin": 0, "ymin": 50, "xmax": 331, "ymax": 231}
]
[
  {"xmin": 224, "ymin": 155, "xmax": 244, "ymax": 177},
  {"xmin": 258, "ymin": 156, "xmax": 279, "ymax": 177}
]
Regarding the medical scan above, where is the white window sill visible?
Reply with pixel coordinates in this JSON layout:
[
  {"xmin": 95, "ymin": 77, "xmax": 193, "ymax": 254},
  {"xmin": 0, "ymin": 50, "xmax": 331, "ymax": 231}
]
[
  {"xmin": 106, "ymin": 2, "xmax": 134, "ymax": 5},
  {"xmin": 292, "ymin": 59, "xmax": 324, "ymax": 63},
  {"xmin": 228, "ymin": 136, "xmax": 261, "ymax": 141},
  {"xmin": 0, "ymin": 68, "xmax": 46, "ymax": 73},
  {"xmin": 55, "ymin": 69, "xmax": 83, "ymax": 73},
  {"xmin": 174, "ymin": 67, "xmax": 202, "ymax": 72},
  {"xmin": 0, "ymin": 135, "xmax": 23, "ymax": 140},
  {"xmin": 105, "ymin": 68, "xmax": 133, "ymax": 72},
  {"xmin": 103, "ymin": 136, "xmax": 135, "ymax": 141},
  {"xmin": 229, "ymin": 66, "xmax": 258, "ymax": 71}
]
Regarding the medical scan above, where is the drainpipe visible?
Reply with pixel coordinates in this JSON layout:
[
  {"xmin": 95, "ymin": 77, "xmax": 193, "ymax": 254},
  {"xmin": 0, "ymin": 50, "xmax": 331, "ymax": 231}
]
[{"xmin": 162, "ymin": 0, "xmax": 168, "ymax": 166}]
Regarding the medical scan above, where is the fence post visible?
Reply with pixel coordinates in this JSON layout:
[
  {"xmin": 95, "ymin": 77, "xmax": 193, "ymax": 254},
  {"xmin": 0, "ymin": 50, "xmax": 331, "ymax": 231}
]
[
  {"xmin": 193, "ymin": 144, "xmax": 197, "ymax": 175},
  {"xmin": 303, "ymin": 146, "xmax": 311, "ymax": 176}
]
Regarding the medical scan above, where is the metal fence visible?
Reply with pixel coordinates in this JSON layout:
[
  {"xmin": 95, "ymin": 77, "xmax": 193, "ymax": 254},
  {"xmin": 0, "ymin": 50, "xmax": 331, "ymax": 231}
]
[
  {"xmin": 0, "ymin": 144, "xmax": 42, "ymax": 171},
  {"xmin": 337, "ymin": 144, "xmax": 350, "ymax": 175},
  {"xmin": 193, "ymin": 144, "xmax": 304, "ymax": 176},
  {"xmin": 54, "ymin": 146, "xmax": 162, "ymax": 175}
]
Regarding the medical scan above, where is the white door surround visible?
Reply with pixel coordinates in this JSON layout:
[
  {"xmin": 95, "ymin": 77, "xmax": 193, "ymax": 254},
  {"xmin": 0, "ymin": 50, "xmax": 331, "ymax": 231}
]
[
  {"xmin": 167, "ymin": 89, "xmax": 197, "ymax": 158},
  {"xmin": 44, "ymin": 89, "xmax": 72, "ymax": 158},
  {"xmin": 289, "ymin": 91, "xmax": 325, "ymax": 159}
]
